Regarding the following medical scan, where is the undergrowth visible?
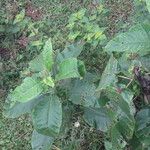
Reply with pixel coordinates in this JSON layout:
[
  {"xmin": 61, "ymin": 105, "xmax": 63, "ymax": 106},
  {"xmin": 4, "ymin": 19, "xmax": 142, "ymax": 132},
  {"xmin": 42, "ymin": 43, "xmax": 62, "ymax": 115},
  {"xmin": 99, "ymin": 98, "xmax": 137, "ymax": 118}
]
[{"xmin": 1, "ymin": 0, "xmax": 149, "ymax": 150}]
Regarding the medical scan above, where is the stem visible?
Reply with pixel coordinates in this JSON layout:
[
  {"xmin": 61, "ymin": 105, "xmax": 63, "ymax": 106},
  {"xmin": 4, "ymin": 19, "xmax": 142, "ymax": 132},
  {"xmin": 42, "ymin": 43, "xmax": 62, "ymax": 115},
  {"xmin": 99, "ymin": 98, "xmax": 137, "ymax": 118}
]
[
  {"xmin": 144, "ymin": 95, "xmax": 149, "ymax": 105},
  {"xmin": 52, "ymin": 145, "xmax": 61, "ymax": 150},
  {"xmin": 126, "ymin": 79, "xmax": 133, "ymax": 88},
  {"xmin": 118, "ymin": 75, "xmax": 132, "ymax": 80}
]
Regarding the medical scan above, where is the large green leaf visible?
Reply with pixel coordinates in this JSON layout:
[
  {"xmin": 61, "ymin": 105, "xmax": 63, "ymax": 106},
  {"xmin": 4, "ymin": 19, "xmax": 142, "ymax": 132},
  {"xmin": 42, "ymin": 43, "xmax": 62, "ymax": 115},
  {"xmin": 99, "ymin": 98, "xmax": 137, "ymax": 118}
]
[
  {"xmin": 104, "ymin": 141, "xmax": 113, "ymax": 150},
  {"xmin": 118, "ymin": 53, "xmax": 135, "ymax": 77},
  {"xmin": 106, "ymin": 117, "xmax": 135, "ymax": 150},
  {"xmin": 3, "ymin": 95, "xmax": 46, "ymax": 118},
  {"xmin": 135, "ymin": 108, "xmax": 150, "ymax": 147},
  {"xmin": 32, "ymin": 94, "xmax": 62, "ymax": 137},
  {"xmin": 103, "ymin": 88, "xmax": 135, "ymax": 146},
  {"xmin": 7, "ymin": 77, "xmax": 43, "ymax": 103},
  {"xmin": 83, "ymin": 107, "xmax": 114, "ymax": 132},
  {"xmin": 69, "ymin": 79, "xmax": 98, "ymax": 107},
  {"xmin": 118, "ymin": 53, "xmax": 150, "ymax": 77},
  {"xmin": 116, "ymin": 116, "xmax": 135, "ymax": 140},
  {"xmin": 31, "ymin": 130, "xmax": 54, "ymax": 150},
  {"xmin": 97, "ymin": 55, "xmax": 118, "ymax": 91},
  {"xmin": 29, "ymin": 39, "xmax": 54, "ymax": 73},
  {"xmin": 140, "ymin": 55, "xmax": 150, "ymax": 71},
  {"xmin": 129, "ymin": 134, "xmax": 143, "ymax": 150},
  {"xmin": 108, "ymin": 124, "xmax": 127, "ymax": 150},
  {"xmin": 42, "ymin": 38, "xmax": 54, "ymax": 71},
  {"xmin": 29, "ymin": 54, "xmax": 45, "ymax": 73},
  {"xmin": 136, "ymin": 108, "xmax": 150, "ymax": 131},
  {"xmin": 56, "ymin": 43, "xmax": 83, "ymax": 63},
  {"xmin": 59, "ymin": 102, "xmax": 74, "ymax": 136},
  {"xmin": 104, "ymin": 87, "xmax": 134, "ymax": 119},
  {"xmin": 4, "ymin": 101, "xmax": 33, "ymax": 118},
  {"xmin": 55, "ymin": 58, "xmax": 81, "ymax": 81},
  {"xmin": 105, "ymin": 24, "xmax": 150, "ymax": 54},
  {"xmin": 146, "ymin": 0, "xmax": 150, "ymax": 13},
  {"xmin": 105, "ymin": 117, "xmax": 135, "ymax": 150}
]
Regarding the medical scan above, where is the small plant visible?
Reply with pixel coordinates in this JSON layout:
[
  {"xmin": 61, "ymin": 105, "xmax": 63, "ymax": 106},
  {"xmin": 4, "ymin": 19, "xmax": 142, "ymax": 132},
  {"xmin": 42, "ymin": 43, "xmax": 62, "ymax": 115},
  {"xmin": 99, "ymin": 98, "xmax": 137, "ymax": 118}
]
[
  {"xmin": 3, "ymin": 1, "xmax": 150, "ymax": 150},
  {"xmin": 67, "ymin": 7, "xmax": 106, "ymax": 47},
  {"xmin": 4, "ymin": 37, "xmax": 87, "ymax": 149}
]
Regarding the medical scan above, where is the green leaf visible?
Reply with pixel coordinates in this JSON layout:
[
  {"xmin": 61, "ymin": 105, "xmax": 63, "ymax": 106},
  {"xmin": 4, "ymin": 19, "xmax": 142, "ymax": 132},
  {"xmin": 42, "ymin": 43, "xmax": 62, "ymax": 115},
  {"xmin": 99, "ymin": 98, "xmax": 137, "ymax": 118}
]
[
  {"xmin": 118, "ymin": 53, "xmax": 133, "ymax": 77},
  {"xmin": 4, "ymin": 102, "xmax": 32, "ymax": 118},
  {"xmin": 43, "ymin": 76, "xmax": 55, "ymax": 87},
  {"xmin": 146, "ymin": 0, "xmax": 150, "ymax": 13},
  {"xmin": 29, "ymin": 39, "xmax": 54, "ymax": 73},
  {"xmin": 59, "ymin": 102, "xmax": 74, "ymax": 136},
  {"xmin": 97, "ymin": 55, "xmax": 118, "ymax": 91},
  {"xmin": 31, "ymin": 130, "xmax": 54, "ymax": 150},
  {"xmin": 130, "ymin": 134, "xmax": 143, "ymax": 150},
  {"xmin": 105, "ymin": 87, "xmax": 135, "ymax": 145},
  {"xmin": 107, "ymin": 115, "xmax": 135, "ymax": 150},
  {"xmin": 56, "ymin": 43, "xmax": 83, "ymax": 63},
  {"xmin": 56, "ymin": 58, "xmax": 81, "ymax": 81},
  {"xmin": 77, "ymin": 60, "xmax": 86, "ymax": 77},
  {"xmin": 84, "ymin": 107, "xmax": 114, "ymax": 132},
  {"xmin": 135, "ymin": 108, "xmax": 150, "ymax": 147},
  {"xmin": 136, "ymin": 108, "xmax": 150, "ymax": 131},
  {"xmin": 31, "ymin": 40, "xmax": 44, "ymax": 47},
  {"xmin": 29, "ymin": 54, "xmax": 45, "ymax": 73},
  {"xmin": 109, "ymin": 124, "xmax": 127, "ymax": 150},
  {"xmin": 7, "ymin": 77, "xmax": 43, "ymax": 103},
  {"xmin": 140, "ymin": 55, "xmax": 150, "ymax": 71},
  {"xmin": 69, "ymin": 79, "xmax": 98, "ymax": 107},
  {"xmin": 117, "ymin": 116, "xmax": 135, "ymax": 140},
  {"xmin": 13, "ymin": 9, "xmax": 25, "ymax": 24},
  {"xmin": 42, "ymin": 38, "xmax": 54, "ymax": 71},
  {"xmin": 104, "ymin": 141, "xmax": 113, "ymax": 150},
  {"xmin": 106, "ymin": 117, "xmax": 134, "ymax": 150},
  {"xmin": 104, "ymin": 87, "xmax": 134, "ymax": 119},
  {"xmin": 68, "ymin": 31, "xmax": 80, "ymax": 40},
  {"xmin": 3, "ymin": 95, "xmax": 45, "ymax": 118},
  {"xmin": 0, "ymin": 25, "xmax": 5, "ymax": 32},
  {"xmin": 70, "ymin": 9, "xmax": 86, "ymax": 21},
  {"xmin": 32, "ymin": 94, "xmax": 62, "ymax": 137},
  {"xmin": 105, "ymin": 24, "xmax": 150, "ymax": 54}
]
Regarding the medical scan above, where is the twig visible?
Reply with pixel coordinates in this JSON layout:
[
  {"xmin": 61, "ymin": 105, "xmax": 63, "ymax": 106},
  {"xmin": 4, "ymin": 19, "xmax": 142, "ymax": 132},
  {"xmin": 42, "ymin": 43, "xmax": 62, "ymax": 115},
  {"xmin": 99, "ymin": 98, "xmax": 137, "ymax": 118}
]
[
  {"xmin": 126, "ymin": 78, "xmax": 133, "ymax": 88},
  {"xmin": 144, "ymin": 95, "xmax": 149, "ymax": 105},
  {"xmin": 52, "ymin": 145, "xmax": 61, "ymax": 150},
  {"xmin": 132, "ymin": 96, "xmax": 138, "ymax": 101},
  {"xmin": 118, "ymin": 75, "xmax": 132, "ymax": 80}
]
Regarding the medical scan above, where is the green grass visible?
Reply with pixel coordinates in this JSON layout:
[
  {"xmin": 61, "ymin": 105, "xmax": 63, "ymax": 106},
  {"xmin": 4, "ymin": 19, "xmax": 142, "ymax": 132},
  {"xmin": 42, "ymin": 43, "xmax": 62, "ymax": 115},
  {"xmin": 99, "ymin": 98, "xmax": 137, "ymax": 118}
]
[
  {"xmin": 0, "ymin": 113, "xmax": 32, "ymax": 150},
  {"xmin": 0, "ymin": 0, "xmax": 134, "ymax": 149}
]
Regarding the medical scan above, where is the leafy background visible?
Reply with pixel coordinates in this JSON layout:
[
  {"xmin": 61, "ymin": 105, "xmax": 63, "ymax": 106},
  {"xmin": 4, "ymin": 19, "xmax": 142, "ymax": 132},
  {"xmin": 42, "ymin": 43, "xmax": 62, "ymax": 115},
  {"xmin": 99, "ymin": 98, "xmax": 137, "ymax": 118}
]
[{"xmin": 0, "ymin": 0, "xmax": 149, "ymax": 150}]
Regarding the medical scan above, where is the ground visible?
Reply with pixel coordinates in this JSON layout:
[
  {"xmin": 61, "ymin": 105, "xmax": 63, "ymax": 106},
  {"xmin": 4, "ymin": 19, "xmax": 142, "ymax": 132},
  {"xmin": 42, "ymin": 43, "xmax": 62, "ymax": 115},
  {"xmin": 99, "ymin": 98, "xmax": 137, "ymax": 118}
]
[{"xmin": 0, "ymin": 0, "xmax": 134, "ymax": 149}]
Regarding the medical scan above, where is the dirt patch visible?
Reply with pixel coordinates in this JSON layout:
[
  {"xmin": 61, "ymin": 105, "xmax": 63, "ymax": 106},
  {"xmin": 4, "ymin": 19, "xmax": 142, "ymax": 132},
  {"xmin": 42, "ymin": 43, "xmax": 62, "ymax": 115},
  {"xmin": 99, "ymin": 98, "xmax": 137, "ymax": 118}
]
[
  {"xmin": 25, "ymin": 2, "xmax": 43, "ymax": 20},
  {"xmin": 17, "ymin": 36, "xmax": 29, "ymax": 48},
  {"xmin": 0, "ymin": 48, "xmax": 11, "ymax": 60},
  {"xmin": 105, "ymin": 0, "xmax": 133, "ymax": 37}
]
